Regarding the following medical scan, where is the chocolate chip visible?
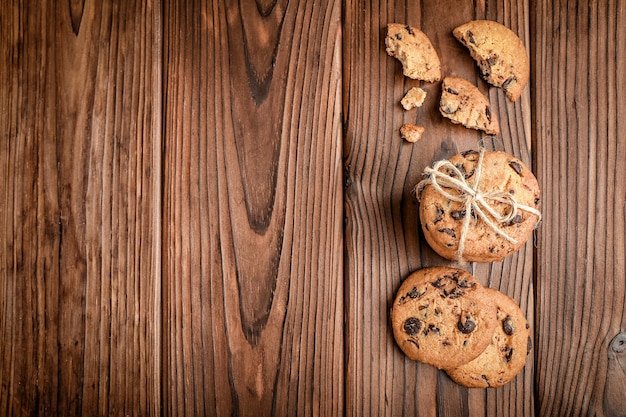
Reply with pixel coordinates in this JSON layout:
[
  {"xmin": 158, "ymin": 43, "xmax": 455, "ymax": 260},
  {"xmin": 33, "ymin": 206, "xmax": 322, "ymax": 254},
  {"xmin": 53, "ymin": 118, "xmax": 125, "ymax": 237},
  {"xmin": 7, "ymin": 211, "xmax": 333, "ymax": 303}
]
[
  {"xmin": 441, "ymin": 104, "xmax": 457, "ymax": 114},
  {"xmin": 487, "ymin": 56, "xmax": 497, "ymax": 66},
  {"xmin": 454, "ymin": 163, "xmax": 467, "ymax": 177},
  {"xmin": 467, "ymin": 30, "xmax": 476, "ymax": 44},
  {"xmin": 445, "ymin": 87, "xmax": 459, "ymax": 95},
  {"xmin": 461, "ymin": 149, "xmax": 479, "ymax": 158},
  {"xmin": 405, "ymin": 25, "xmax": 414, "ymax": 35},
  {"xmin": 504, "ymin": 346, "xmax": 514, "ymax": 363},
  {"xmin": 502, "ymin": 316, "xmax": 515, "ymax": 335},
  {"xmin": 445, "ymin": 288, "xmax": 465, "ymax": 299},
  {"xmin": 438, "ymin": 228, "xmax": 456, "ymax": 238},
  {"xmin": 506, "ymin": 214, "xmax": 523, "ymax": 226},
  {"xmin": 450, "ymin": 210, "xmax": 466, "ymax": 220},
  {"xmin": 407, "ymin": 287, "xmax": 423, "ymax": 299},
  {"xmin": 502, "ymin": 76, "xmax": 517, "ymax": 90},
  {"xmin": 456, "ymin": 279, "xmax": 473, "ymax": 289},
  {"xmin": 395, "ymin": 33, "xmax": 402, "ymax": 40},
  {"xmin": 453, "ymin": 163, "xmax": 464, "ymax": 175},
  {"xmin": 428, "ymin": 324, "xmax": 440, "ymax": 335},
  {"xmin": 404, "ymin": 318, "xmax": 422, "ymax": 335},
  {"xmin": 508, "ymin": 160, "xmax": 523, "ymax": 175},
  {"xmin": 458, "ymin": 316, "xmax": 476, "ymax": 334},
  {"xmin": 442, "ymin": 340, "xmax": 451, "ymax": 346},
  {"xmin": 434, "ymin": 308, "xmax": 442, "ymax": 316},
  {"xmin": 432, "ymin": 277, "xmax": 445, "ymax": 288},
  {"xmin": 433, "ymin": 205, "xmax": 444, "ymax": 223},
  {"xmin": 534, "ymin": 198, "xmax": 541, "ymax": 206}
]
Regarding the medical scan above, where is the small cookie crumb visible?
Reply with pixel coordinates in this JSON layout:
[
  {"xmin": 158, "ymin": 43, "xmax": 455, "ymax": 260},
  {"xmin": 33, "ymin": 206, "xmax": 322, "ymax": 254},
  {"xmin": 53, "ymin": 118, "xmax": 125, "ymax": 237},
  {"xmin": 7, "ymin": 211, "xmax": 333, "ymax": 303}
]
[
  {"xmin": 401, "ymin": 87, "xmax": 427, "ymax": 110},
  {"xmin": 400, "ymin": 124, "xmax": 425, "ymax": 143}
]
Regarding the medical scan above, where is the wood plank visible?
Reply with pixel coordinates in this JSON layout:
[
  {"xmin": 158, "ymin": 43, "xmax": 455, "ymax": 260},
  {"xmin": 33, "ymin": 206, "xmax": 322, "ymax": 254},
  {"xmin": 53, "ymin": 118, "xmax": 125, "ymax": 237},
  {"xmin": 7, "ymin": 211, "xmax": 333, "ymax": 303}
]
[
  {"xmin": 0, "ymin": 1, "xmax": 161, "ymax": 415},
  {"xmin": 343, "ymin": 1, "xmax": 534, "ymax": 415},
  {"xmin": 161, "ymin": 1, "xmax": 343, "ymax": 415},
  {"xmin": 532, "ymin": 0, "xmax": 626, "ymax": 415}
]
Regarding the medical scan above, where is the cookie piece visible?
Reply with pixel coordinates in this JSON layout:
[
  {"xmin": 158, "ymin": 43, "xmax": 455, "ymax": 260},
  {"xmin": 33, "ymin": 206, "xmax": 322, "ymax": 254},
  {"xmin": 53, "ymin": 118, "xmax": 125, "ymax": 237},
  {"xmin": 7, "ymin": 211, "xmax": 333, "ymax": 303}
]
[
  {"xmin": 439, "ymin": 77, "xmax": 499, "ymax": 135},
  {"xmin": 390, "ymin": 267, "xmax": 498, "ymax": 369},
  {"xmin": 400, "ymin": 124, "xmax": 425, "ymax": 143},
  {"xmin": 385, "ymin": 23, "xmax": 442, "ymax": 82},
  {"xmin": 416, "ymin": 149, "xmax": 541, "ymax": 262},
  {"xmin": 453, "ymin": 20, "xmax": 530, "ymax": 101},
  {"xmin": 401, "ymin": 87, "xmax": 427, "ymax": 110},
  {"xmin": 445, "ymin": 288, "xmax": 532, "ymax": 388}
]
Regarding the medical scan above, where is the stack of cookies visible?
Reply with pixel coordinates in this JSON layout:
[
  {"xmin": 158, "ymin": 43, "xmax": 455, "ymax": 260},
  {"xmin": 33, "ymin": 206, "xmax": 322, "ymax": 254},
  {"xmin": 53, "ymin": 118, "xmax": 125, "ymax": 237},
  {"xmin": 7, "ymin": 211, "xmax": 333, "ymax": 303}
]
[{"xmin": 391, "ymin": 267, "xmax": 532, "ymax": 388}]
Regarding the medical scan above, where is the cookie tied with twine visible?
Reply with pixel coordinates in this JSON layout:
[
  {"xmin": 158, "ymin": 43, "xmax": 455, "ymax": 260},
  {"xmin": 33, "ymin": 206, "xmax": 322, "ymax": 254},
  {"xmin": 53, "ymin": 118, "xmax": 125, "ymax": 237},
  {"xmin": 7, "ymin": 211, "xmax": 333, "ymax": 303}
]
[{"xmin": 415, "ymin": 149, "xmax": 541, "ymax": 262}]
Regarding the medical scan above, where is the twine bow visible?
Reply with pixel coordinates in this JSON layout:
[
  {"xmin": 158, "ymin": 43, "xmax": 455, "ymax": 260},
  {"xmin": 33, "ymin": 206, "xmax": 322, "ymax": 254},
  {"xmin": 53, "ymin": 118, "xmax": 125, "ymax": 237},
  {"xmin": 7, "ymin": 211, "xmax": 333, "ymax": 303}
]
[{"xmin": 416, "ymin": 149, "xmax": 542, "ymax": 260}]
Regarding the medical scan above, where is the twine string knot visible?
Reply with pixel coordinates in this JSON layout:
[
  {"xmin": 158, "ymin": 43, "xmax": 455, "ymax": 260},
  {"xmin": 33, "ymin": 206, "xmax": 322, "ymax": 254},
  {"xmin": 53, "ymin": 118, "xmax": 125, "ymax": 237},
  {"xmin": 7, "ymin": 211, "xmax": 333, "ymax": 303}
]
[{"xmin": 416, "ymin": 149, "xmax": 542, "ymax": 260}]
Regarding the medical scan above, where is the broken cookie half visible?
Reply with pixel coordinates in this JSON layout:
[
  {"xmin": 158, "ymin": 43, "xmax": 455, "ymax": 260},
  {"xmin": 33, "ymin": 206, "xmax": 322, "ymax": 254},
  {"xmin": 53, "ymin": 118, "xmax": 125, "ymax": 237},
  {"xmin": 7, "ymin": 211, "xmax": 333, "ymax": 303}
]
[
  {"xmin": 453, "ymin": 20, "xmax": 529, "ymax": 102},
  {"xmin": 439, "ymin": 77, "xmax": 499, "ymax": 135},
  {"xmin": 385, "ymin": 23, "xmax": 442, "ymax": 82}
]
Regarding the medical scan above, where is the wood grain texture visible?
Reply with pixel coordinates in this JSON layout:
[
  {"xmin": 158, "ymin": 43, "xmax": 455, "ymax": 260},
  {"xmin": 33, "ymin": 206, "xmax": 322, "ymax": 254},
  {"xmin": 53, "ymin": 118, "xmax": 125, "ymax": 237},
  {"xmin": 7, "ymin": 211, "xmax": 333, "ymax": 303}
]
[
  {"xmin": 2, "ymin": 1, "xmax": 624, "ymax": 415},
  {"xmin": 532, "ymin": 0, "xmax": 626, "ymax": 415},
  {"xmin": 342, "ymin": 0, "xmax": 534, "ymax": 415},
  {"xmin": 0, "ymin": 1, "xmax": 161, "ymax": 415},
  {"xmin": 161, "ymin": 0, "xmax": 343, "ymax": 415}
]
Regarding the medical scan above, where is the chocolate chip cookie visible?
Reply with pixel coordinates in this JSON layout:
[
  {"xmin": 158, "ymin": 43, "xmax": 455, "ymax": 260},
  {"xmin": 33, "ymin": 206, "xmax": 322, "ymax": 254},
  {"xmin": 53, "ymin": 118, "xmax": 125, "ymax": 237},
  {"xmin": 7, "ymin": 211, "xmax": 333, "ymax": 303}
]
[
  {"xmin": 385, "ymin": 23, "xmax": 442, "ymax": 82},
  {"xmin": 390, "ymin": 267, "xmax": 498, "ymax": 369},
  {"xmin": 445, "ymin": 287, "xmax": 532, "ymax": 388},
  {"xmin": 453, "ymin": 20, "xmax": 530, "ymax": 101},
  {"xmin": 416, "ymin": 149, "xmax": 541, "ymax": 262},
  {"xmin": 439, "ymin": 77, "xmax": 500, "ymax": 135}
]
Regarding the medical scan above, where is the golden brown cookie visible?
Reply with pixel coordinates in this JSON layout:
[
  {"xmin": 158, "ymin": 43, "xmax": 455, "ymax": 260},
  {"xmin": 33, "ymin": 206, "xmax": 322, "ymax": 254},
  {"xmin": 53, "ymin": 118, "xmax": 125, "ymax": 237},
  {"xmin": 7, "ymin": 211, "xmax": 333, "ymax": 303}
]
[
  {"xmin": 385, "ymin": 23, "xmax": 442, "ymax": 82},
  {"xmin": 390, "ymin": 267, "xmax": 498, "ymax": 369},
  {"xmin": 401, "ymin": 87, "xmax": 427, "ymax": 110},
  {"xmin": 416, "ymin": 149, "xmax": 541, "ymax": 262},
  {"xmin": 453, "ymin": 20, "xmax": 530, "ymax": 101},
  {"xmin": 445, "ymin": 287, "xmax": 532, "ymax": 388},
  {"xmin": 400, "ymin": 124, "xmax": 425, "ymax": 143},
  {"xmin": 439, "ymin": 77, "xmax": 500, "ymax": 135}
]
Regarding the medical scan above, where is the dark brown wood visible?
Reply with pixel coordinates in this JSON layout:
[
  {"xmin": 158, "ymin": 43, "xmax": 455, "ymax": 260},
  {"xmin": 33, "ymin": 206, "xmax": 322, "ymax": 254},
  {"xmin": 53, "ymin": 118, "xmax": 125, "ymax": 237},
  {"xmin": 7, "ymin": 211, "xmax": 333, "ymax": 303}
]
[
  {"xmin": 2, "ymin": 0, "xmax": 625, "ymax": 415},
  {"xmin": 343, "ymin": 0, "xmax": 535, "ymax": 415},
  {"xmin": 0, "ymin": 1, "xmax": 161, "ymax": 415},
  {"xmin": 161, "ymin": 1, "xmax": 343, "ymax": 415},
  {"xmin": 532, "ymin": 0, "xmax": 626, "ymax": 415}
]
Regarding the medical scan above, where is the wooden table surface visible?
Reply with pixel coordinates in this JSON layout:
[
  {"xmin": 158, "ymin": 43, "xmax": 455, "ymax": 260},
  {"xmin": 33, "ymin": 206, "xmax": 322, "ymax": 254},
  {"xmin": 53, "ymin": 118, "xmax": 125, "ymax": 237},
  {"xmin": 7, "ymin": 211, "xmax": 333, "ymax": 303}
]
[{"xmin": 1, "ymin": 1, "xmax": 625, "ymax": 416}]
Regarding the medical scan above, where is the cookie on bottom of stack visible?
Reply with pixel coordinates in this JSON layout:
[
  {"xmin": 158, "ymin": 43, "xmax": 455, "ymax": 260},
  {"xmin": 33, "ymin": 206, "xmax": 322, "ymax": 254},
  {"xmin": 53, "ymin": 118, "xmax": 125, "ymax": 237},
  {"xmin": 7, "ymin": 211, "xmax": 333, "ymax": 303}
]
[
  {"xmin": 390, "ymin": 267, "xmax": 498, "ymax": 369},
  {"xmin": 445, "ymin": 287, "xmax": 532, "ymax": 388}
]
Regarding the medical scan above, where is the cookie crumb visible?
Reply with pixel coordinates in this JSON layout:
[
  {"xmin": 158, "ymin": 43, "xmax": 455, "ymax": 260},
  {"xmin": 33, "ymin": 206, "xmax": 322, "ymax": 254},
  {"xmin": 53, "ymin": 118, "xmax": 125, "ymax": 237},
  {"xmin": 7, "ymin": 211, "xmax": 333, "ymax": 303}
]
[
  {"xmin": 400, "ymin": 124, "xmax": 425, "ymax": 143},
  {"xmin": 401, "ymin": 87, "xmax": 427, "ymax": 110}
]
